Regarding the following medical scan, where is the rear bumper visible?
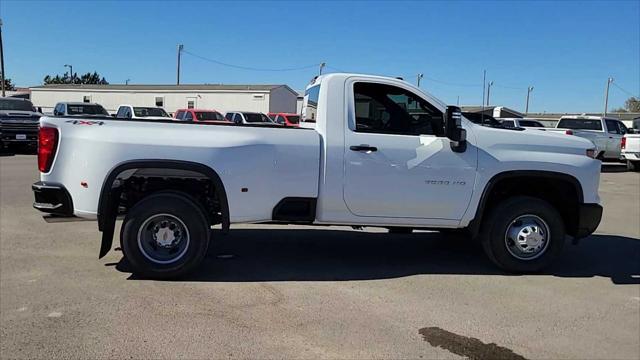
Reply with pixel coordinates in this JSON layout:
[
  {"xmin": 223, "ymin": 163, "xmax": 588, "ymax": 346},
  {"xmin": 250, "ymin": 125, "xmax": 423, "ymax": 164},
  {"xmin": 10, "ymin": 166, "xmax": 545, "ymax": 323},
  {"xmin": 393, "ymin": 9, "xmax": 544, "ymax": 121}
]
[
  {"xmin": 0, "ymin": 123, "xmax": 39, "ymax": 145},
  {"xmin": 574, "ymin": 203, "xmax": 603, "ymax": 239},
  {"xmin": 32, "ymin": 181, "xmax": 74, "ymax": 216}
]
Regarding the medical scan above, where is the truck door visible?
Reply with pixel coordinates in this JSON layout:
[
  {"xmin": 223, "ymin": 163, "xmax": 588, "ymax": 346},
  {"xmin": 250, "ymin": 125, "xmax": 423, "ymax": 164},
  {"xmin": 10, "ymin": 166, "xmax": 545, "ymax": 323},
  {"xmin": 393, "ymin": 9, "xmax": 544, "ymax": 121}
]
[
  {"xmin": 605, "ymin": 119, "xmax": 623, "ymax": 158},
  {"xmin": 343, "ymin": 81, "xmax": 477, "ymax": 220}
]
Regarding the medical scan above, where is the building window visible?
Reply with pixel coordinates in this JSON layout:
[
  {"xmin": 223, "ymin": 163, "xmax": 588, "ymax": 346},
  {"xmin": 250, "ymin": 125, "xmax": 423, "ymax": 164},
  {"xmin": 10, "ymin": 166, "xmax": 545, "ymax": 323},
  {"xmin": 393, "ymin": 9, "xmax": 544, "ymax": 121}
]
[
  {"xmin": 187, "ymin": 100, "xmax": 195, "ymax": 109},
  {"xmin": 155, "ymin": 97, "xmax": 164, "ymax": 107},
  {"xmin": 252, "ymin": 94, "xmax": 264, "ymax": 100},
  {"xmin": 83, "ymin": 95, "xmax": 91, "ymax": 103}
]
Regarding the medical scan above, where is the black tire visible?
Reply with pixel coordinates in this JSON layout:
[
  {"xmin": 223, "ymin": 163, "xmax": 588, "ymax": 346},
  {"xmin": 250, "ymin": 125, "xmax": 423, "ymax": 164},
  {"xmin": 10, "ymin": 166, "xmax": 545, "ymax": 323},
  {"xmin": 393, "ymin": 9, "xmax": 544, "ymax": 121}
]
[
  {"xmin": 480, "ymin": 196, "xmax": 565, "ymax": 273},
  {"xmin": 120, "ymin": 191, "xmax": 210, "ymax": 279},
  {"xmin": 388, "ymin": 227, "xmax": 413, "ymax": 234},
  {"xmin": 627, "ymin": 160, "xmax": 640, "ymax": 172}
]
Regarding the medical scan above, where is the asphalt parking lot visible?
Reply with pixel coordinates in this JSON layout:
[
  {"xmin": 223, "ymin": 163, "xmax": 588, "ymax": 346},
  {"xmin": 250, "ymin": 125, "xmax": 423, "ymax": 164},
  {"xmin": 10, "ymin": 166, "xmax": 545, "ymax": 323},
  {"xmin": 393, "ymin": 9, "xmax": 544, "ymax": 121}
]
[{"xmin": 1, "ymin": 154, "xmax": 639, "ymax": 359}]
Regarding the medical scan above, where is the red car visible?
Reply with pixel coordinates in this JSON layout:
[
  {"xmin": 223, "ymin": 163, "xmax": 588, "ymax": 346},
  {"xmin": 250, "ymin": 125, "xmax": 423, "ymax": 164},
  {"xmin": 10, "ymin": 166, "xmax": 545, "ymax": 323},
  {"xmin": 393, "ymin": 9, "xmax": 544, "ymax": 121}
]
[
  {"xmin": 174, "ymin": 109, "xmax": 228, "ymax": 123},
  {"xmin": 268, "ymin": 112, "xmax": 300, "ymax": 127}
]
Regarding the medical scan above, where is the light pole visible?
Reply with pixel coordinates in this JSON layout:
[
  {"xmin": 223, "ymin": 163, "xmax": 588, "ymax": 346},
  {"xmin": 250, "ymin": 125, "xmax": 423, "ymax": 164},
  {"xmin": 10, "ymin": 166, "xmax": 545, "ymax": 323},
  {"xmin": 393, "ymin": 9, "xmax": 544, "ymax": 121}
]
[
  {"xmin": 64, "ymin": 64, "xmax": 73, "ymax": 84},
  {"xmin": 125, "ymin": 78, "xmax": 130, "ymax": 85},
  {"xmin": 1, "ymin": 18, "xmax": 6, "ymax": 97},
  {"xmin": 416, "ymin": 73, "xmax": 423, "ymax": 87},
  {"xmin": 525, "ymin": 86, "xmax": 534, "ymax": 114},
  {"xmin": 604, "ymin": 77, "xmax": 613, "ymax": 116},
  {"xmin": 486, "ymin": 81, "xmax": 494, "ymax": 106},
  {"xmin": 319, "ymin": 62, "xmax": 326, "ymax": 76},
  {"xmin": 176, "ymin": 44, "xmax": 183, "ymax": 85}
]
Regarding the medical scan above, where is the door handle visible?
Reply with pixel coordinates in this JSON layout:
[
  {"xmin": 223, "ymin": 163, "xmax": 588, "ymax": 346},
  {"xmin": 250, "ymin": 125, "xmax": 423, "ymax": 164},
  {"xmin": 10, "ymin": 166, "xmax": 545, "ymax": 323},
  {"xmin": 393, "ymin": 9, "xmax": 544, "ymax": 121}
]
[{"xmin": 350, "ymin": 145, "xmax": 378, "ymax": 152}]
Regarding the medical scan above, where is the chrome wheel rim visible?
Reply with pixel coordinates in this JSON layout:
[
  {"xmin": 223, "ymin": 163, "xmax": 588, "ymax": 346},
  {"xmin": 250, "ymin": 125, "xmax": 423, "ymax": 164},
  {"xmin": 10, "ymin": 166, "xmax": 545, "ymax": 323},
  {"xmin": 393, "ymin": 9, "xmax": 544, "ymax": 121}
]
[
  {"xmin": 137, "ymin": 214, "xmax": 190, "ymax": 264},
  {"xmin": 504, "ymin": 214, "xmax": 550, "ymax": 260}
]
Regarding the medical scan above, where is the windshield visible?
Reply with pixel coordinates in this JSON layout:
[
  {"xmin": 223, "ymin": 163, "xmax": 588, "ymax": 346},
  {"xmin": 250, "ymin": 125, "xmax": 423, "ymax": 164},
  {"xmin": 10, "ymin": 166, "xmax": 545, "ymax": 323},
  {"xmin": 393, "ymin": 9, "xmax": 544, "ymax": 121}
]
[
  {"xmin": 519, "ymin": 120, "xmax": 544, "ymax": 127},
  {"xmin": 286, "ymin": 115, "xmax": 300, "ymax": 124},
  {"xmin": 557, "ymin": 118, "xmax": 602, "ymax": 131},
  {"xmin": 244, "ymin": 113, "xmax": 272, "ymax": 123},
  {"xmin": 195, "ymin": 111, "xmax": 224, "ymax": 121},
  {"xmin": 462, "ymin": 112, "xmax": 502, "ymax": 127},
  {"xmin": 133, "ymin": 107, "xmax": 170, "ymax": 118},
  {"xmin": 0, "ymin": 99, "xmax": 34, "ymax": 111},
  {"xmin": 67, "ymin": 104, "xmax": 109, "ymax": 116}
]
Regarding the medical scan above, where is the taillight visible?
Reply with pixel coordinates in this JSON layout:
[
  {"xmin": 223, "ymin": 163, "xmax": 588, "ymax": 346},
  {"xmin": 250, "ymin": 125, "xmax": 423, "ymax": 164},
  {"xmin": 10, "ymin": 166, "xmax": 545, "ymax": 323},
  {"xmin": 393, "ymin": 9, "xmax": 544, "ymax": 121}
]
[
  {"xmin": 565, "ymin": 130, "xmax": 573, "ymax": 135},
  {"xmin": 621, "ymin": 136, "xmax": 626, "ymax": 150},
  {"xmin": 38, "ymin": 127, "xmax": 58, "ymax": 173}
]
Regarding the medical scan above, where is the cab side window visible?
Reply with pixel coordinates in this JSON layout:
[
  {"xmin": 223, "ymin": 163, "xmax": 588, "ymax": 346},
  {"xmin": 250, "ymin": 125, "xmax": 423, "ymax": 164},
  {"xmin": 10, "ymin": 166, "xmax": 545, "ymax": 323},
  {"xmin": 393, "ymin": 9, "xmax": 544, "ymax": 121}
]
[
  {"xmin": 116, "ymin": 106, "xmax": 127, "ymax": 118},
  {"xmin": 605, "ymin": 119, "xmax": 620, "ymax": 134},
  {"xmin": 174, "ymin": 110, "xmax": 185, "ymax": 120},
  {"xmin": 184, "ymin": 111, "xmax": 193, "ymax": 121},
  {"xmin": 353, "ymin": 82, "xmax": 444, "ymax": 136},
  {"xmin": 225, "ymin": 113, "xmax": 234, "ymax": 121}
]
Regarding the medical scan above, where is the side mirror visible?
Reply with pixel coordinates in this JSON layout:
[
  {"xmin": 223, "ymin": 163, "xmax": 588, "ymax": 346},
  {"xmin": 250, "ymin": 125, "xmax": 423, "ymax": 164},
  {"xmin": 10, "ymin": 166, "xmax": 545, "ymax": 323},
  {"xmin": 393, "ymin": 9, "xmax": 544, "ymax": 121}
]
[{"xmin": 445, "ymin": 106, "xmax": 467, "ymax": 152}]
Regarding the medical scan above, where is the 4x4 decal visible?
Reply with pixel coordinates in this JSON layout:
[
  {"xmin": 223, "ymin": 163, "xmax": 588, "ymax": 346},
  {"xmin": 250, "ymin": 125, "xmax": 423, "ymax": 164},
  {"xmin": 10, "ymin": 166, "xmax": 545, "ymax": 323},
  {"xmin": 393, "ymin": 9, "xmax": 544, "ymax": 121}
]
[{"xmin": 65, "ymin": 120, "xmax": 105, "ymax": 126}]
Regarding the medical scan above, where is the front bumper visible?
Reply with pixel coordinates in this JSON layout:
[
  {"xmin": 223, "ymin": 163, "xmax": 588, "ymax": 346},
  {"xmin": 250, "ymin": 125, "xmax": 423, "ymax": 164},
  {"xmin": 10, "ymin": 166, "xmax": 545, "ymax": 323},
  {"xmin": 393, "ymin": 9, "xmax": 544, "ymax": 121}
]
[
  {"xmin": 32, "ymin": 181, "xmax": 74, "ymax": 216},
  {"xmin": 574, "ymin": 203, "xmax": 603, "ymax": 239}
]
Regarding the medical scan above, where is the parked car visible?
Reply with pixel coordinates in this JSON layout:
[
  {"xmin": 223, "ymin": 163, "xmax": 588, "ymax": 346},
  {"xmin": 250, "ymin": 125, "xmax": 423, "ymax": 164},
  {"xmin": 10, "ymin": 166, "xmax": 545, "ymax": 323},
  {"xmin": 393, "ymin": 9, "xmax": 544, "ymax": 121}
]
[
  {"xmin": 545, "ymin": 116, "xmax": 627, "ymax": 161},
  {"xmin": 116, "ymin": 105, "xmax": 171, "ymax": 121},
  {"xmin": 224, "ymin": 111, "xmax": 277, "ymax": 125},
  {"xmin": 32, "ymin": 73, "xmax": 602, "ymax": 279},
  {"xmin": 53, "ymin": 102, "xmax": 109, "ymax": 117},
  {"xmin": 621, "ymin": 118, "xmax": 640, "ymax": 171},
  {"xmin": 0, "ymin": 97, "xmax": 42, "ymax": 150},
  {"xmin": 174, "ymin": 109, "xmax": 228, "ymax": 123},
  {"xmin": 499, "ymin": 118, "xmax": 546, "ymax": 129},
  {"xmin": 268, "ymin": 112, "xmax": 300, "ymax": 127}
]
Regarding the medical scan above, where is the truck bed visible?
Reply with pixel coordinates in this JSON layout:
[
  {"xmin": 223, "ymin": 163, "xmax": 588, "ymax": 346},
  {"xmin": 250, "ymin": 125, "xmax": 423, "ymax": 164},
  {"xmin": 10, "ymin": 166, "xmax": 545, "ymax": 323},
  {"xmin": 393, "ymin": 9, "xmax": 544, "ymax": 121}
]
[{"xmin": 40, "ymin": 116, "xmax": 321, "ymax": 223}]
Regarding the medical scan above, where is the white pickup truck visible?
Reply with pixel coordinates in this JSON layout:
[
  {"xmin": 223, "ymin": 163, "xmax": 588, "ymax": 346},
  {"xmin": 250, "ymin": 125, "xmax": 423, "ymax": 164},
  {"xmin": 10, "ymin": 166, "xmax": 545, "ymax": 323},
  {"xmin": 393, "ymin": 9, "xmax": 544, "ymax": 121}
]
[
  {"xmin": 547, "ymin": 116, "xmax": 628, "ymax": 161},
  {"xmin": 622, "ymin": 118, "xmax": 640, "ymax": 171},
  {"xmin": 32, "ymin": 73, "xmax": 603, "ymax": 279}
]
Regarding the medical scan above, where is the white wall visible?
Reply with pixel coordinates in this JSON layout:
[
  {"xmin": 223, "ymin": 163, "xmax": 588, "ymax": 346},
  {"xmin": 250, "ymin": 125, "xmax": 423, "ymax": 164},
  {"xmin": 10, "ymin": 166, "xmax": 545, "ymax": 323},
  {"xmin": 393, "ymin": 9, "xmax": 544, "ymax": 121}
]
[
  {"xmin": 268, "ymin": 86, "xmax": 297, "ymax": 113},
  {"xmin": 30, "ymin": 89, "xmax": 280, "ymax": 115}
]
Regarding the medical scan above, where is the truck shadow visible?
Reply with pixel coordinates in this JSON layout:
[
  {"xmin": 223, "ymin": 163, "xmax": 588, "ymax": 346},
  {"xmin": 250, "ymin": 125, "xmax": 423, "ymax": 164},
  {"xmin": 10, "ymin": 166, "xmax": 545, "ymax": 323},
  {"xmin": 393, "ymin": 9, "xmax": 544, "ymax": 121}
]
[{"xmin": 116, "ymin": 229, "xmax": 640, "ymax": 285}]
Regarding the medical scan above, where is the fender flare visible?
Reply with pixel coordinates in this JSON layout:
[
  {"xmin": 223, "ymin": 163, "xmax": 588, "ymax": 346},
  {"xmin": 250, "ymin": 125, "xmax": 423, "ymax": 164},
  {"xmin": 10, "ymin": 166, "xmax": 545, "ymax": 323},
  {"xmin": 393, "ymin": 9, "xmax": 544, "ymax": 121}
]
[
  {"xmin": 97, "ymin": 159, "xmax": 230, "ymax": 258},
  {"xmin": 466, "ymin": 170, "xmax": 584, "ymax": 238}
]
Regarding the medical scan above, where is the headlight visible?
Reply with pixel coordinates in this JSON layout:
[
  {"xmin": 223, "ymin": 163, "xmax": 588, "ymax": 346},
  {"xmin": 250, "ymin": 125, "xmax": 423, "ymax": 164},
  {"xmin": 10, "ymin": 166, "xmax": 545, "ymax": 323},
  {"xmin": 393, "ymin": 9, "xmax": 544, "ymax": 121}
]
[{"xmin": 586, "ymin": 148, "xmax": 597, "ymax": 158}]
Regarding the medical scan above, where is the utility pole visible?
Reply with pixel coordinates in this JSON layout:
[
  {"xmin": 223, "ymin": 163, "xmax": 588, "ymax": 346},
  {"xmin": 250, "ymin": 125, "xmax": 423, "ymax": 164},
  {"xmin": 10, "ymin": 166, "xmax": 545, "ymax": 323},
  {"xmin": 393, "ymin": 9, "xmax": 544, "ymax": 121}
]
[
  {"xmin": 0, "ymin": 18, "xmax": 5, "ymax": 97},
  {"xmin": 481, "ymin": 70, "xmax": 486, "ymax": 123},
  {"xmin": 416, "ymin": 73, "xmax": 423, "ymax": 87},
  {"xmin": 486, "ymin": 81, "xmax": 494, "ymax": 106},
  {"xmin": 64, "ymin": 64, "xmax": 73, "ymax": 84},
  {"xmin": 604, "ymin": 77, "xmax": 613, "ymax": 116},
  {"xmin": 125, "ymin": 79, "xmax": 130, "ymax": 85},
  {"xmin": 319, "ymin": 62, "xmax": 326, "ymax": 76},
  {"xmin": 457, "ymin": 96, "xmax": 460, "ymax": 106},
  {"xmin": 525, "ymin": 86, "xmax": 534, "ymax": 114},
  {"xmin": 176, "ymin": 44, "xmax": 184, "ymax": 85}
]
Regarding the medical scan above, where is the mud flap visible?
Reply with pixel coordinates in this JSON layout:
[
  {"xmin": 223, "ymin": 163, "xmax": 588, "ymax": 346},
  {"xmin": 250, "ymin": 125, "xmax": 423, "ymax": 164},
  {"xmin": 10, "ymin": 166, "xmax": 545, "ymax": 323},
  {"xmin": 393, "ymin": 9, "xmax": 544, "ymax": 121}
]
[{"xmin": 99, "ymin": 187, "xmax": 122, "ymax": 259}]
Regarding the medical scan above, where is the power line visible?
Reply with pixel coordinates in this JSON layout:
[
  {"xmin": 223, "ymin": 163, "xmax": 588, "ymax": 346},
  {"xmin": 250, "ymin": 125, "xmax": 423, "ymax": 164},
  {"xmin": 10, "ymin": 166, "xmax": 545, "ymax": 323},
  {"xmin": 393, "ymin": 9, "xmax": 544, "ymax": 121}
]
[
  {"xmin": 612, "ymin": 82, "xmax": 639, "ymax": 98},
  {"xmin": 182, "ymin": 49, "xmax": 319, "ymax": 72},
  {"xmin": 423, "ymin": 75, "xmax": 482, "ymax": 88}
]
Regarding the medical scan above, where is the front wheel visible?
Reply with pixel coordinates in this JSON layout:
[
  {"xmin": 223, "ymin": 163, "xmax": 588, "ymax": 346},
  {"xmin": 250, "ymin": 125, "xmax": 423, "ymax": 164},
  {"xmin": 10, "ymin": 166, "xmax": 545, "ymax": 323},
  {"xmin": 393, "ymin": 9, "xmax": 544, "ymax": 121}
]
[
  {"xmin": 480, "ymin": 196, "xmax": 565, "ymax": 273},
  {"xmin": 120, "ymin": 191, "xmax": 210, "ymax": 279}
]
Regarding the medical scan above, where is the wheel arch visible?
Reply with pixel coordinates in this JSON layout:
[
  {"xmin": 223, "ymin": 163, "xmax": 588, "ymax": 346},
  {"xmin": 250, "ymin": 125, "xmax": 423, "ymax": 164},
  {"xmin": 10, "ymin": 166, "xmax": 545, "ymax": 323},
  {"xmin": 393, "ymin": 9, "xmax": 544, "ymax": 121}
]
[
  {"xmin": 467, "ymin": 170, "xmax": 584, "ymax": 239},
  {"xmin": 97, "ymin": 159, "xmax": 229, "ymax": 258}
]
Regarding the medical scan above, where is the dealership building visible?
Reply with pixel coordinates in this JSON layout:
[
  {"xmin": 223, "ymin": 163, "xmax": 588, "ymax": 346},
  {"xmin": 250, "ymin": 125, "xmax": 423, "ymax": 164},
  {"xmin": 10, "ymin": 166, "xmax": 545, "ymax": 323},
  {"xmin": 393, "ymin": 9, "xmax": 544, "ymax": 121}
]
[{"xmin": 29, "ymin": 84, "xmax": 299, "ymax": 115}]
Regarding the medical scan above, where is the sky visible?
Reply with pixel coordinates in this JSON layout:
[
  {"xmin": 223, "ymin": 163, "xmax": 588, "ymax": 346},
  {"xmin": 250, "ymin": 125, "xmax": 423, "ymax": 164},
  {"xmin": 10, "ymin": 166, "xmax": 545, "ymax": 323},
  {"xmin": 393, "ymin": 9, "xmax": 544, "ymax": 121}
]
[{"xmin": 1, "ymin": 0, "xmax": 638, "ymax": 113}]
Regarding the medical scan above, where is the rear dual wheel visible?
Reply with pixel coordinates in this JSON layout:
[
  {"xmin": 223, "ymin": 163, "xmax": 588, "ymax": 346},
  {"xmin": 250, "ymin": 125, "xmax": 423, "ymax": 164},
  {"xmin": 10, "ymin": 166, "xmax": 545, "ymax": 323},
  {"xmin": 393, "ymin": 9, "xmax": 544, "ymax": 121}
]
[{"xmin": 120, "ymin": 192, "xmax": 210, "ymax": 279}]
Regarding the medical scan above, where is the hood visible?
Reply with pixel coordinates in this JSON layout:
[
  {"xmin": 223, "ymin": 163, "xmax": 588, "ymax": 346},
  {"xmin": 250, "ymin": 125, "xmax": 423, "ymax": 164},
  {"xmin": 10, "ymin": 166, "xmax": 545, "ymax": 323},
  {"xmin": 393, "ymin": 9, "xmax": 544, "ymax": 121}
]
[{"xmin": 471, "ymin": 123, "xmax": 595, "ymax": 156}]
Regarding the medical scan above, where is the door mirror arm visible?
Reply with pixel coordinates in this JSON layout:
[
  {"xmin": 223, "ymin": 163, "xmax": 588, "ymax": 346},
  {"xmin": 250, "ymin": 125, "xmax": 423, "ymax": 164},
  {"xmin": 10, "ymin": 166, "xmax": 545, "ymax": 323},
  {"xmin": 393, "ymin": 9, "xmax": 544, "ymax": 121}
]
[{"xmin": 445, "ymin": 106, "xmax": 467, "ymax": 153}]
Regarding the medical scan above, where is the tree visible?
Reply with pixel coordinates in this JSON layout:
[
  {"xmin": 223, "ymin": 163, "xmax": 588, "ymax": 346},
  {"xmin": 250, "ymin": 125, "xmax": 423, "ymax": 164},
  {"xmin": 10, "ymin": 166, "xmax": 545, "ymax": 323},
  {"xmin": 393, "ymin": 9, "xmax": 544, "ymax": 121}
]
[
  {"xmin": 43, "ymin": 71, "xmax": 108, "ymax": 85},
  {"xmin": 624, "ymin": 97, "xmax": 640, "ymax": 112},
  {"xmin": 1, "ymin": 77, "xmax": 16, "ymax": 91}
]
